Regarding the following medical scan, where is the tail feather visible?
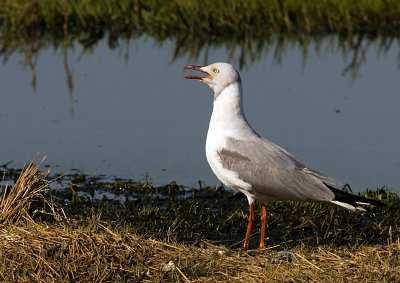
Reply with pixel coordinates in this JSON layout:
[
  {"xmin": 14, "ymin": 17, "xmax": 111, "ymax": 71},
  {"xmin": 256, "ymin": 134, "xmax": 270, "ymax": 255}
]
[{"xmin": 324, "ymin": 183, "xmax": 383, "ymax": 211}]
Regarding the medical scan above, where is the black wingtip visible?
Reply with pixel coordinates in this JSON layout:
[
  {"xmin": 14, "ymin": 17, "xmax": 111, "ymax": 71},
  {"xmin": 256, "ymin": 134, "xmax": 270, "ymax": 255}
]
[{"xmin": 324, "ymin": 183, "xmax": 384, "ymax": 208}]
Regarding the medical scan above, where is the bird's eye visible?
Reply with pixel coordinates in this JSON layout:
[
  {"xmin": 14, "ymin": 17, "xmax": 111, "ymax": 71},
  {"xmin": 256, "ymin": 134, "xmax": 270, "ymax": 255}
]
[{"xmin": 213, "ymin": 69, "xmax": 220, "ymax": 74}]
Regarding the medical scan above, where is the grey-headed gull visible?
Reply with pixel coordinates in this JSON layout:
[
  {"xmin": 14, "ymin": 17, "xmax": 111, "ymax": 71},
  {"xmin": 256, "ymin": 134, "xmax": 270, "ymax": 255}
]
[{"xmin": 183, "ymin": 62, "xmax": 382, "ymax": 250}]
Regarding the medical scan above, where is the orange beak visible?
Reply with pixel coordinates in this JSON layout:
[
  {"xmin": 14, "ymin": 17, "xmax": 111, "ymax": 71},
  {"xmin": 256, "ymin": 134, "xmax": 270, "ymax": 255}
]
[{"xmin": 183, "ymin": 65, "xmax": 212, "ymax": 80}]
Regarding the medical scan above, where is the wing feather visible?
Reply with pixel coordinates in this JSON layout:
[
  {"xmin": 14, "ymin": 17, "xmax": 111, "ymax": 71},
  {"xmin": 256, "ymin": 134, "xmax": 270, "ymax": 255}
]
[{"xmin": 218, "ymin": 137, "xmax": 340, "ymax": 202}]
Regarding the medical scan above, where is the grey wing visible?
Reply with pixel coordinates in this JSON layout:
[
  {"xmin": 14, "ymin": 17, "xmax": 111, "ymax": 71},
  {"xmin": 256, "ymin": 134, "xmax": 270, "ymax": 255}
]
[{"xmin": 219, "ymin": 137, "xmax": 341, "ymax": 202}]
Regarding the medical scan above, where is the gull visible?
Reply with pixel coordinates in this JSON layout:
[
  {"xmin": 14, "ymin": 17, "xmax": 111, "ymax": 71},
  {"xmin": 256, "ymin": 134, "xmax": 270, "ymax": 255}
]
[{"xmin": 183, "ymin": 62, "xmax": 382, "ymax": 251}]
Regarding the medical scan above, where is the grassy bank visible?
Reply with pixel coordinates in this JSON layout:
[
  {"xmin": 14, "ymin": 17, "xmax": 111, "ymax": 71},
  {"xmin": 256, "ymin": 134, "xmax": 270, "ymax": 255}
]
[
  {"xmin": 2, "ymin": 221, "xmax": 399, "ymax": 281},
  {"xmin": 1, "ymin": 0, "xmax": 400, "ymax": 35},
  {"xmin": 0, "ymin": 158, "xmax": 399, "ymax": 281}
]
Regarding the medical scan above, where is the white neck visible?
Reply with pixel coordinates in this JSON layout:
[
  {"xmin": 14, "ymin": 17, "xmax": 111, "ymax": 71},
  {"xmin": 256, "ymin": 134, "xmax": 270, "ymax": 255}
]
[
  {"xmin": 208, "ymin": 82, "xmax": 255, "ymax": 139},
  {"xmin": 214, "ymin": 82, "xmax": 243, "ymax": 114}
]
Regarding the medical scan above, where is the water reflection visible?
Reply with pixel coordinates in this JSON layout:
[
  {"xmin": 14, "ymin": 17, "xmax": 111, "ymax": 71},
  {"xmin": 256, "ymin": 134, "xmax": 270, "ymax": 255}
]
[
  {"xmin": 1, "ymin": 31, "xmax": 399, "ymax": 191},
  {"xmin": 1, "ymin": 31, "xmax": 399, "ymax": 95}
]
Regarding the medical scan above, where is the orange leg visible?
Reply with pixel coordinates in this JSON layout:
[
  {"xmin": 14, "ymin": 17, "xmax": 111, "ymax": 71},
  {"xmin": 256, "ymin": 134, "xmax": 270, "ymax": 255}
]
[
  {"xmin": 243, "ymin": 203, "xmax": 254, "ymax": 251},
  {"xmin": 258, "ymin": 204, "xmax": 267, "ymax": 250}
]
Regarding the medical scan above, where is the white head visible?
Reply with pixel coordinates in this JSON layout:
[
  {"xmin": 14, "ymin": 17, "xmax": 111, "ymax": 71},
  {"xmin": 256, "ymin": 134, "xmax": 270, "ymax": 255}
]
[{"xmin": 184, "ymin": 62, "xmax": 241, "ymax": 97}]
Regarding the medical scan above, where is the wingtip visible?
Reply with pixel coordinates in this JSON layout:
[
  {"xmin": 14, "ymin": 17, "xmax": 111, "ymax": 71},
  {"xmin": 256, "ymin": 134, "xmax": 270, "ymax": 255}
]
[
  {"xmin": 330, "ymin": 200, "xmax": 367, "ymax": 212},
  {"xmin": 326, "ymin": 183, "xmax": 384, "ymax": 211}
]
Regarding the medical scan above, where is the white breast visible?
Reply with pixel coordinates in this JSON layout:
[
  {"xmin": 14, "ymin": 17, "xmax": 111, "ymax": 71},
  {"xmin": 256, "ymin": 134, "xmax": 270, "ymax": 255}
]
[{"xmin": 205, "ymin": 83, "xmax": 255, "ymax": 203}]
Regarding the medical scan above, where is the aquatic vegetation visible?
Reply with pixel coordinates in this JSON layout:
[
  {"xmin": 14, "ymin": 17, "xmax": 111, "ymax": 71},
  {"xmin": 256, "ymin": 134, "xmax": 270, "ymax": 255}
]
[{"xmin": 0, "ymin": 157, "xmax": 399, "ymax": 281}]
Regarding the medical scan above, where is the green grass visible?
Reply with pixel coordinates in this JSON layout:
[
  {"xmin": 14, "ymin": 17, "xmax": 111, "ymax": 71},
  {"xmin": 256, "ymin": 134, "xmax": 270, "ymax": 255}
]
[
  {"xmin": 40, "ymin": 168, "xmax": 400, "ymax": 250},
  {"xmin": 1, "ymin": 0, "xmax": 400, "ymax": 35}
]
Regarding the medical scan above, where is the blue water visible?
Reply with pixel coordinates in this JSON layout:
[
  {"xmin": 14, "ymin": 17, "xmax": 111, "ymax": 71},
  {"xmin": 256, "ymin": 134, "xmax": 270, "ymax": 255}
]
[{"xmin": 0, "ymin": 36, "xmax": 399, "ymax": 192}]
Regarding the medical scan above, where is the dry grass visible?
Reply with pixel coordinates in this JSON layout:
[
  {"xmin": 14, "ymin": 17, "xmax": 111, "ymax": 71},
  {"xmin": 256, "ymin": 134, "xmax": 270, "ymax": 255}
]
[
  {"xmin": 0, "ymin": 157, "xmax": 399, "ymax": 282},
  {"xmin": 1, "ymin": 221, "xmax": 399, "ymax": 282},
  {"xmin": 0, "ymin": 156, "xmax": 64, "ymax": 225}
]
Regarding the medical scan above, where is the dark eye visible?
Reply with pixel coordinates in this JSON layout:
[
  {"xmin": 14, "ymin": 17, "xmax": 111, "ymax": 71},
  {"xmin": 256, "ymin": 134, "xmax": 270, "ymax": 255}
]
[{"xmin": 213, "ymin": 69, "xmax": 220, "ymax": 74}]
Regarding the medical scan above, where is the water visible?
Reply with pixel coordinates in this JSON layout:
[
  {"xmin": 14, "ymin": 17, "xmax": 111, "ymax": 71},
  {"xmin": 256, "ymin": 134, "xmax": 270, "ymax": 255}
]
[{"xmin": 0, "ymin": 36, "xmax": 399, "ymax": 191}]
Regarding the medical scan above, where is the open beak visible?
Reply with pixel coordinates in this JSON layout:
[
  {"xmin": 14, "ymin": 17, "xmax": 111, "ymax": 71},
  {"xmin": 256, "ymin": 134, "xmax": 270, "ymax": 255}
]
[{"xmin": 183, "ymin": 65, "xmax": 212, "ymax": 80}]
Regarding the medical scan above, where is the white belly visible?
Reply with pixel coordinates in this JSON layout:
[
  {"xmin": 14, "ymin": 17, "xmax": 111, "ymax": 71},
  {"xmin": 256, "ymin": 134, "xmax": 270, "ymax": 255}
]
[{"xmin": 205, "ymin": 129, "xmax": 254, "ymax": 203}]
